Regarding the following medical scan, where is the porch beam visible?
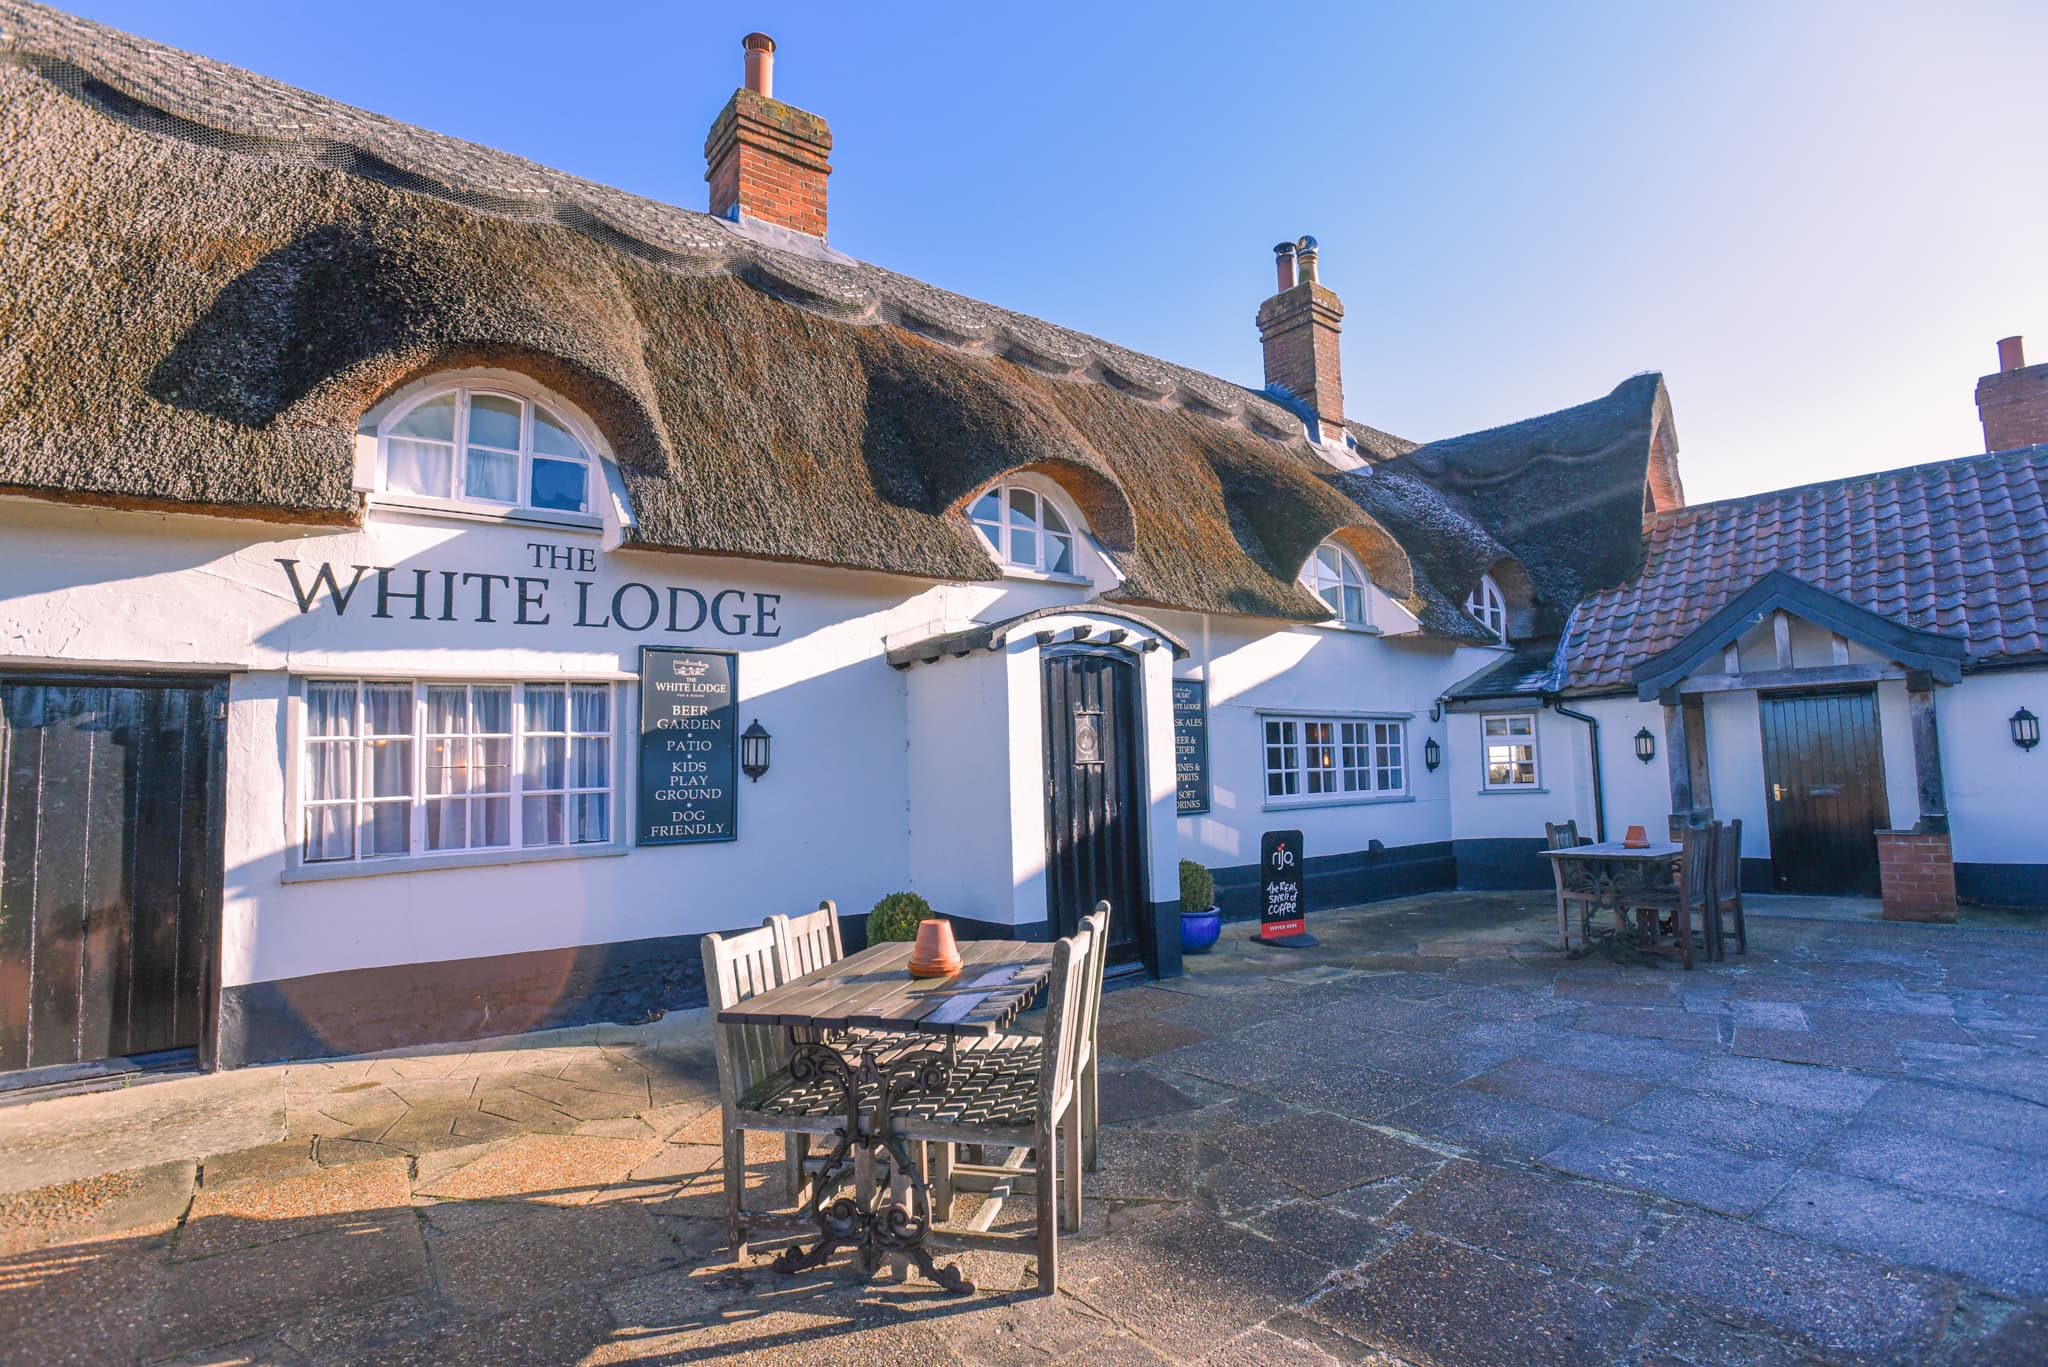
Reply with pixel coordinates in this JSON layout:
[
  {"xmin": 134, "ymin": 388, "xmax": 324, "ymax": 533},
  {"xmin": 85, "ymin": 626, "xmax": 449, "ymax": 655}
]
[
  {"xmin": 1673, "ymin": 662, "xmax": 1905, "ymax": 696},
  {"xmin": 1662, "ymin": 695, "xmax": 1694, "ymax": 835},
  {"xmin": 1772, "ymin": 610, "xmax": 1794, "ymax": 670}
]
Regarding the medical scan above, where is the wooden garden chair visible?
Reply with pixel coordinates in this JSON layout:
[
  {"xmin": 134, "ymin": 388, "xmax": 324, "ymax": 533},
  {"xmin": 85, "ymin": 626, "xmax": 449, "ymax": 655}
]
[
  {"xmin": 892, "ymin": 914, "xmax": 1101, "ymax": 1294},
  {"xmin": 1712, "ymin": 819, "xmax": 1747, "ymax": 958},
  {"xmin": 1628, "ymin": 822, "xmax": 1716, "ymax": 970},
  {"xmin": 1545, "ymin": 820, "xmax": 1600, "ymax": 950},
  {"xmin": 766, "ymin": 899, "xmax": 844, "ymax": 980},
  {"xmin": 701, "ymin": 923, "xmax": 879, "ymax": 1254}
]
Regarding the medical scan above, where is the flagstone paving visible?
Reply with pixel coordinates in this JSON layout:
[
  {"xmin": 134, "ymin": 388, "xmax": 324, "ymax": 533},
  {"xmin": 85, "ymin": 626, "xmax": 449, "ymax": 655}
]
[{"xmin": 1, "ymin": 890, "xmax": 2045, "ymax": 1364}]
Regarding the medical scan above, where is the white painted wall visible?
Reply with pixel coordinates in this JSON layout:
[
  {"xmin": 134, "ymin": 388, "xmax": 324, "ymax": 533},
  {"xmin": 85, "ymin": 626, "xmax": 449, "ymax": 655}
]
[
  {"xmin": 1940, "ymin": 670, "xmax": 2048, "ymax": 868},
  {"xmin": 1447, "ymin": 704, "xmax": 1594, "ymax": 841}
]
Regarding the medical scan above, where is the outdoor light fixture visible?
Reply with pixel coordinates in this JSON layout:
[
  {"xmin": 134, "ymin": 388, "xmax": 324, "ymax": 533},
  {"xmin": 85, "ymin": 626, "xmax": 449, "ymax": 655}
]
[
  {"xmin": 1635, "ymin": 727, "xmax": 1657, "ymax": 763},
  {"xmin": 1423, "ymin": 737, "xmax": 1441, "ymax": 771},
  {"xmin": 740, "ymin": 719, "xmax": 772, "ymax": 780},
  {"xmin": 2014, "ymin": 707, "xmax": 2041, "ymax": 752}
]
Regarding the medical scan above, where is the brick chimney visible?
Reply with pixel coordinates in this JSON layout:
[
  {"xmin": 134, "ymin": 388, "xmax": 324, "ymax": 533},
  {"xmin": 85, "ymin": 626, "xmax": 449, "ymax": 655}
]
[
  {"xmin": 704, "ymin": 33, "xmax": 832, "ymax": 238},
  {"xmin": 1257, "ymin": 236, "xmax": 1345, "ymax": 435},
  {"xmin": 1976, "ymin": 335, "xmax": 2048, "ymax": 452}
]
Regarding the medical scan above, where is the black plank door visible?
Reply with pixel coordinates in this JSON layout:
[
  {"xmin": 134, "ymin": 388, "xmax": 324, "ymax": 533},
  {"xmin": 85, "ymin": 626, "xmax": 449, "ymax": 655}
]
[
  {"xmin": 1758, "ymin": 687, "xmax": 1890, "ymax": 896},
  {"xmin": 0, "ymin": 677, "xmax": 225, "ymax": 1075},
  {"xmin": 1042, "ymin": 650, "xmax": 1145, "ymax": 963}
]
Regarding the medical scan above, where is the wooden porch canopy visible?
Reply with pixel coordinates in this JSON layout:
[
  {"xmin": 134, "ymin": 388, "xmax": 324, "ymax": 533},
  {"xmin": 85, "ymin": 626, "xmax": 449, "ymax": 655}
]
[{"xmin": 1629, "ymin": 572, "xmax": 1967, "ymax": 834}]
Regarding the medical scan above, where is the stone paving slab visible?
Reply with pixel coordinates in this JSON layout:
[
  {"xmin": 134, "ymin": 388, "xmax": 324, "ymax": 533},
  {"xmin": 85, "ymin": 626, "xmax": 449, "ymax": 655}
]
[{"xmin": 0, "ymin": 892, "xmax": 2044, "ymax": 1363}]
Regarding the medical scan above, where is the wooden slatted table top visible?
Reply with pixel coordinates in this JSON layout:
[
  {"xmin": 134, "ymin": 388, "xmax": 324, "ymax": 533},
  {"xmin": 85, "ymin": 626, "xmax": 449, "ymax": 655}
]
[
  {"xmin": 1541, "ymin": 841, "xmax": 1682, "ymax": 861},
  {"xmin": 717, "ymin": 939, "xmax": 1056, "ymax": 1039}
]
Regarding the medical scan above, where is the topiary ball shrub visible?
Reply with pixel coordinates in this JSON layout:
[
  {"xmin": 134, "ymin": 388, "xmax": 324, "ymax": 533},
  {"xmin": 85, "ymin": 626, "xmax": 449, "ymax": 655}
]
[
  {"xmin": 1179, "ymin": 859, "xmax": 1215, "ymax": 911},
  {"xmin": 866, "ymin": 891, "xmax": 934, "ymax": 943}
]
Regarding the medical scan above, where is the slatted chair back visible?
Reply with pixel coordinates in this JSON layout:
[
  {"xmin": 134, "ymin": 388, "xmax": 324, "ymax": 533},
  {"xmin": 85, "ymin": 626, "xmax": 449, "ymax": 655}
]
[
  {"xmin": 1034, "ymin": 924, "xmax": 1095, "ymax": 1119},
  {"xmin": 1544, "ymin": 820, "xmax": 1582, "ymax": 849},
  {"xmin": 700, "ymin": 924, "xmax": 792, "ymax": 1104},
  {"xmin": 1547, "ymin": 820, "xmax": 1596, "ymax": 894},
  {"xmin": 1717, "ymin": 819, "xmax": 1742, "ymax": 897},
  {"xmin": 768, "ymin": 900, "xmax": 844, "ymax": 981},
  {"xmin": 1076, "ymin": 901, "xmax": 1111, "ymax": 1061},
  {"xmin": 1679, "ymin": 821, "xmax": 1717, "ymax": 912}
]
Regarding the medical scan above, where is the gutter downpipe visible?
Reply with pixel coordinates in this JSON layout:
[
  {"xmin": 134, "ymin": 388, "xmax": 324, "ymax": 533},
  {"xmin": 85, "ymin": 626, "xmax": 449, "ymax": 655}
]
[{"xmin": 1544, "ymin": 695, "xmax": 1605, "ymax": 843}]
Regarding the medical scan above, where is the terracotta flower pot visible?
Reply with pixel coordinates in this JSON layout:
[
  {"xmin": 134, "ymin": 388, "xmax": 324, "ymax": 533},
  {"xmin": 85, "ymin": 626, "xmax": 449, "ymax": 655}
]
[
  {"xmin": 1623, "ymin": 824, "xmax": 1649, "ymax": 849},
  {"xmin": 908, "ymin": 918, "xmax": 962, "ymax": 978}
]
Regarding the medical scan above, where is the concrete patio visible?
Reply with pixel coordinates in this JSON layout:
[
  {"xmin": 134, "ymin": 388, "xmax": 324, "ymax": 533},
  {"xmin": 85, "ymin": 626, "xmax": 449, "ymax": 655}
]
[{"xmin": 2, "ymin": 890, "xmax": 2045, "ymax": 1366}]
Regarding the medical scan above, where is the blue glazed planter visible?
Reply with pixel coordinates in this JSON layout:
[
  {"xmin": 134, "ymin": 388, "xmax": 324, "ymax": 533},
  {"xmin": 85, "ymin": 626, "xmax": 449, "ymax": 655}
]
[{"xmin": 1181, "ymin": 906, "xmax": 1223, "ymax": 955}]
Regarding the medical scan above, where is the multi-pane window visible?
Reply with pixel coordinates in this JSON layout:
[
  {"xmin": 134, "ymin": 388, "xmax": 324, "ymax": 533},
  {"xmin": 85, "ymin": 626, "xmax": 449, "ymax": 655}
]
[
  {"xmin": 1301, "ymin": 541, "xmax": 1371, "ymax": 626},
  {"xmin": 301, "ymin": 681, "xmax": 613, "ymax": 863},
  {"xmin": 1466, "ymin": 574, "xmax": 1507, "ymax": 642},
  {"xmin": 380, "ymin": 386, "xmax": 593, "ymax": 515},
  {"xmin": 968, "ymin": 483, "xmax": 1077, "ymax": 575},
  {"xmin": 1482, "ymin": 713, "xmax": 1539, "ymax": 789},
  {"xmin": 1265, "ymin": 715, "xmax": 1408, "ymax": 801}
]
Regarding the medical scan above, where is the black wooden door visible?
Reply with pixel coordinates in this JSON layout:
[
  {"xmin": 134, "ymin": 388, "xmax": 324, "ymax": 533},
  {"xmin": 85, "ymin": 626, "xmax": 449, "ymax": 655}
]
[
  {"xmin": 1042, "ymin": 651, "xmax": 1145, "ymax": 963},
  {"xmin": 1, "ymin": 677, "xmax": 225, "ymax": 1076},
  {"xmin": 1758, "ymin": 688, "xmax": 1890, "ymax": 896}
]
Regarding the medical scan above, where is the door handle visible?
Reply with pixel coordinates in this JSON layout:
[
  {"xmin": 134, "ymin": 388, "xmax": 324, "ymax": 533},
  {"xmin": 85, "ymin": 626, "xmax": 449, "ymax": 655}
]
[{"xmin": 1771, "ymin": 783, "xmax": 1785, "ymax": 801}]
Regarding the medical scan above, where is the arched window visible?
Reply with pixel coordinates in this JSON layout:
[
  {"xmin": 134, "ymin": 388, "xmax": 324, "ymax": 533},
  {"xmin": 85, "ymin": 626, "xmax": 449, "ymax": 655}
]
[
  {"xmin": 1302, "ymin": 540, "xmax": 1371, "ymax": 627},
  {"xmin": 378, "ymin": 384, "xmax": 594, "ymax": 515},
  {"xmin": 1467, "ymin": 573, "xmax": 1508, "ymax": 642},
  {"xmin": 968, "ymin": 482, "xmax": 1077, "ymax": 576}
]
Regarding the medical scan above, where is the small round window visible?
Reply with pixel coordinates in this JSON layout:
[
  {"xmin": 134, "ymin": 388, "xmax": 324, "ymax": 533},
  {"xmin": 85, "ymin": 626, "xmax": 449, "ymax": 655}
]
[
  {"xmin": 380, "ymin": 386, "xmax": 592, "ymax": 515},
  {"xmin": 969, "ymin": 483, "xmax": 1076, "ymax": 576}
]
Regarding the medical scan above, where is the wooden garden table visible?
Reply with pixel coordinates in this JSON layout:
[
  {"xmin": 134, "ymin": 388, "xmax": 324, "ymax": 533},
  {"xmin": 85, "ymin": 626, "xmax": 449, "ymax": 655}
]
[
  {"xmin": 716, "ymin": 938, "xmax": 1055, "ymax": 1292},
  {"xmin": 1540, "ymin": 840, "xmax": 1682, "ymax": 945}
]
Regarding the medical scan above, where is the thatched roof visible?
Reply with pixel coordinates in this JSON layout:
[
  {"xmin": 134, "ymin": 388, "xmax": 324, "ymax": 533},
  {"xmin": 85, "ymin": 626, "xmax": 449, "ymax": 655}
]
[
  {"xmin": 1354, "ymin": 374, "xmax": 1678, "ymax": 638},
  {"xmin": 0, "ymin": 3, "xmax": 1553, "ymax": 635}
]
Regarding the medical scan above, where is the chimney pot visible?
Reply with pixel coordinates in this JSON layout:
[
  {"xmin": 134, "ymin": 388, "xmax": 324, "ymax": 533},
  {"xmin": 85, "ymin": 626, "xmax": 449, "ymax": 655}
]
[
  {"xmin": 1998, "ymin": 335, "xmax": 2026, "ymax": 372},
  {"xmin": 742, "ymin": 32, "xmax": 775, "ymax": 98},
  {"xmin": 1273, "ymin": 242, "xmax": 1297, "ymax": 292},
  {"xmin": 1295, "ymin": 235, "xmax": 1320, "ymax": 286}
]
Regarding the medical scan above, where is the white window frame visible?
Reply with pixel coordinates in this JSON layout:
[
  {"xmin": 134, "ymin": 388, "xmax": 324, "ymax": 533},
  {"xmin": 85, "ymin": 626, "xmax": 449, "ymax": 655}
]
[
  {"xmin": 1301, "ymin": 540, "xmax": 1373, "ymax": 628},
  {"xmin": 294, "ymin": 678, "xmax": 620, "ymax": 872},
  {"xmin": 1467, "ymin": 573, "xmax": 1508, "ymax": 643},
  {"xmin": 1481, "ymin": 712, "xmax": 1541, "ymax": 791},
  {"xmin": 376, "ymin": 383, "xmax": 596, "ymax": 518},
  {"xmin": 967, "ymin": 480, "xmax": 1083, "ymax": 578},
  {"xmin": 1261, "ymin": 712, "xmax": 1410, "ymax": 809}
]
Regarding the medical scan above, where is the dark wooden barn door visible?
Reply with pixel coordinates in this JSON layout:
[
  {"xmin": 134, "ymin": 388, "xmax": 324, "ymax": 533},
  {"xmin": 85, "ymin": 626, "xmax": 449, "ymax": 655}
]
[
  {"xmin": 1, "ymin": 677, "xmax": 225, "ymax": 1079},
  {"xmin": 1758, "ymin": 688, "xmax": 1890, "ymax": 896},
  {"xmin": 1042, "ymin": 651, "xmax": 1145, "ymax": 964}
]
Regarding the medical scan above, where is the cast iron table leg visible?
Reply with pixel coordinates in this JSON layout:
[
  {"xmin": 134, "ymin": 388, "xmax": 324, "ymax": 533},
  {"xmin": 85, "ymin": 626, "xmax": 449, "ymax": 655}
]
[{"xmin": 770, "ymin": 1040, "xmax": 974, "ymax": 1294}]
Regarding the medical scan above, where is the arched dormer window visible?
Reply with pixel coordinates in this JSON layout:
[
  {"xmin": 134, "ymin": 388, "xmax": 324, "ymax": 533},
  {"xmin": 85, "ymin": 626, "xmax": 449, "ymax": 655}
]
[
  {"xmin": 1302, "ymin": 539, "xmax": 1371, "ymax": 627},
  {"xmin": 969, "ymin": 482, "xmax": 1077, "ymax": 576},
  {"xmin": 1467, "ymin": 573, "xmax": 1508, "ymax": 643},
  {"xmin": 378, "ymin": 384, "xmax": 594, "ymax": 515}
]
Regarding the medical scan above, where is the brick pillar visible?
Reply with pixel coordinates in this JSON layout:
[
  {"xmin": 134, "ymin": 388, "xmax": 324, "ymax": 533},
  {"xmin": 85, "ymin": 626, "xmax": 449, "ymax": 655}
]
[{"xmin": 1877, "ymin": 828, "xmax": 1957, "ymax": 923}]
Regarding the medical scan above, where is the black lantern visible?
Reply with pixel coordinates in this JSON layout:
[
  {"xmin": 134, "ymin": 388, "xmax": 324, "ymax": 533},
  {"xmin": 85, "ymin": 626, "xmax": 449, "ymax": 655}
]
[
  {"xmin": 740, "ymin": 719, "xmax": 772, "ymax": 780},
  {"xmin": 2014, "ymin": 707, "xmax": 2041, "ymax": 752},
  {"xmin": 1423, "ymin": 737, "xmax": 1441, "ymax": 771},
  {"xmin": 1634, "ymin": 727, "xmax": 1657, "ymax": 763}
]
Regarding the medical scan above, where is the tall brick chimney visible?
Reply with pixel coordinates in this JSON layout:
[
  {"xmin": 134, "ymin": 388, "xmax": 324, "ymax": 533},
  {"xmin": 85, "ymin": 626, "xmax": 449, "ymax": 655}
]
[
  {"xmin": 1257, "ymin": 236, "xmax": 1345, "ymax": 436},
  {"xmin": 705, "ymin": 33, "xmax": 832, "ymax": 238},
  {"xmin": 1976, "ymin": 335, "xmax": 2048, "ymax": 452}
]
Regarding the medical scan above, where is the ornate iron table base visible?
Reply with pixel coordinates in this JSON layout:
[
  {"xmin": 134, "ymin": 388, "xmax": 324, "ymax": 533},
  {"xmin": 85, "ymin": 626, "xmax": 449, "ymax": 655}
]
[{"xmin": 770, "ymin": 1040, "xmax": 974, "ymax": 1294}]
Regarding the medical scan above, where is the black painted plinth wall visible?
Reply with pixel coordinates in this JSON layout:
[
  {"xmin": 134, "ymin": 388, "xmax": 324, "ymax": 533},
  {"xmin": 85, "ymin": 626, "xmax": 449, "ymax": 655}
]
[{"xmin": 1211, "ymin": 839, "xmax": 1458, "ymax": 922}]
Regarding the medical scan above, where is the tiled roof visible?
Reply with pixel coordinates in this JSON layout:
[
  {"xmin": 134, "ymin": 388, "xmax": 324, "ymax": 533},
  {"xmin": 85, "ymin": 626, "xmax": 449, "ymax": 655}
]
[{"xmin": 1556, "ymin": 445, "xmax": 2048, "ymax": 689}]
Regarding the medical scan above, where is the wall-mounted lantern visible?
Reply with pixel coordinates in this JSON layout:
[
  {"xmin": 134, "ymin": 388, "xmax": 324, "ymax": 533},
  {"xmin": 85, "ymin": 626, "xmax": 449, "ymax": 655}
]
[
  {"xmin": 1634, "ymin": 727, "xmax": 1657, "ymax": 763},
  {"xmin": 740, "ymin": 719, "xmax": 773, "ymax": 780},
  {"xmin": 1423, "ymin": 737, "xmax": 1441, "ymax": 772},
  {"xmin": 2014, "ymin": 707, "xmax": 2041, "ymax": 752}
]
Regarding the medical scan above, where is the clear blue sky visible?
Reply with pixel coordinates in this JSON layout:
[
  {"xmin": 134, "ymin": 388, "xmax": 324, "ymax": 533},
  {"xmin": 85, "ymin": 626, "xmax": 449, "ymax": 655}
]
[{"xmin": 64, "ymin": 1, "xmax": 2048, "ymax": 503}]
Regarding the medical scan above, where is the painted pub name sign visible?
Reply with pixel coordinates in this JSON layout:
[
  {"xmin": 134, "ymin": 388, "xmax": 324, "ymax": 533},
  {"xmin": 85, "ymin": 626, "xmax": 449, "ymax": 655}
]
[
  {"xmin": 275, "ymin": 542, "xmax": 784, "ymax": 638},
  {"xmin": 637, "ymin": 648, "xmax": 738, "ymax": 845}
]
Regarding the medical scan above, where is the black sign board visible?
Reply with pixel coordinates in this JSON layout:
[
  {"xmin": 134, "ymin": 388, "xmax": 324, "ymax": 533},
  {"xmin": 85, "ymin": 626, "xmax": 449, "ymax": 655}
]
[
  {"xmin": 1260, "ymin": 829, "xmax": 1307, "ymax": 940},
  {"xmin": 637, "ymin": 647, "xmax": 738, "ymax": 845},
  {"xmin": 1172, "ymin": 678, "xmax": 1211, "ymax": 815}
]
